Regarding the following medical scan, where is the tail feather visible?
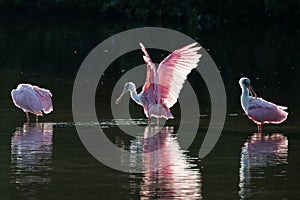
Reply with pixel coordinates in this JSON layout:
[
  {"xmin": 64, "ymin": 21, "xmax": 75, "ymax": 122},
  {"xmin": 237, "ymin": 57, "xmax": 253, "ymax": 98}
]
[
  {"xmin": 148, "ymin": 104, "xmax": 174, "ymax": 119},
  {"xmin": 278, "ymin": 105, "xmax": 288, "ymax": 110}
]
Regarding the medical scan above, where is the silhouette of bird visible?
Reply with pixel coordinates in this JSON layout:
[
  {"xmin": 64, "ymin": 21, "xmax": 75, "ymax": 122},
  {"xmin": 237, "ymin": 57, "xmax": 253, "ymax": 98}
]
[
  {"xmin": 239, "ymin": 77, "xmax": 288, "ymax": 132},
  {"xmin": 115, "ymin": 43, "xmax": 201, "ymax": 124},
  {"xmin": 11, "ymin": 83, "xmax": 53, "ymax": 123}
]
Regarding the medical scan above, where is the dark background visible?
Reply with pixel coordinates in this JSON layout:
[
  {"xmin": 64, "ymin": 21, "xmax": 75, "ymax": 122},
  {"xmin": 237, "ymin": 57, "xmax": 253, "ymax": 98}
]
[{"xmin": 0, "ymin": 1, "xmax": 299, "ymax": 200}]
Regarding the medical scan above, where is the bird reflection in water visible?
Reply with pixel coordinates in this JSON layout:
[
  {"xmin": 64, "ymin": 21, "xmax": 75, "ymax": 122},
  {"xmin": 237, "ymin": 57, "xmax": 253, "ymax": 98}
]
[
  {"xmin": 119, "ymin": 126, "xmax": 202, "ymax": 199},
  {"xmin": 239, "ymin": 132, "xmax": 288, "ymax": 199},
  {"xmin": 10, "ymin": 123, "xmax": 53, "ymax": 198}
]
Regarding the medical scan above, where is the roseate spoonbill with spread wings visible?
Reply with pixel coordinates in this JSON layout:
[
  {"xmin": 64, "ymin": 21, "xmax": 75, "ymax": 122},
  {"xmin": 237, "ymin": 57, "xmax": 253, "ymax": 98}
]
[
  {"xmin": 11, "ymin": 84, "xmax": 53, "ymax": 123},
  {"xmin": 239, "ymin": 77, "xmax": 288, "ymax": 132},
  {"xmin": 115, "ymin": 43, "xmax": 201, "ymax": 124}
]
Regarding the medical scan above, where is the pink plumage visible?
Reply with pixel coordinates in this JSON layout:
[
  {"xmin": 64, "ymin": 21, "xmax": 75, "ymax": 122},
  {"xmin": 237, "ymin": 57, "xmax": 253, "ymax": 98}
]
[
  {"xmin": 116, "ymin": 43, "xmax": 201, "ymax": 124},
  {"xmin": 32, "ymin": 86, "xmax": 53, "ymax": 114},
  {"xmin": 157, "ymin": 43, "xmax": 202, "ymax": 108},
  {"xmin": 239, "ymin": 77, "xmax": 288, "ymax": 132},
  {"xmin": 11, "ymin": 83, "xmax": 53, "ymax": 122},
  {"xmin": 247, "ymin": 97, "xmax": 288, "ymax": 124}
]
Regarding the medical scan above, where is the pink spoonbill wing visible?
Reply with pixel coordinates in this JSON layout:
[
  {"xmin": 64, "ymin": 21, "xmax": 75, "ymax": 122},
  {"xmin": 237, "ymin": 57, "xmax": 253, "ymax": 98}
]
[
  {"xmin": 157, "ymin": 43, "xmax": 201, "ymax": 108},
  {"xmin": 12, "ymin": 87, "xmax": 44, "ymax": 115},
  {"xmin": 140, "ymin": 43, "xmax": 161, "ymax": 103},
  {"xmin": 11, "ymin": 84, "xmax": 53, "ymax": 115},
  {"xmin": 33, "ymin": 86, "xmax": 53, "ymax": 114},
  {"xmin": 248, "ymin": 97, "xmax": 288, "ymax": 124}
]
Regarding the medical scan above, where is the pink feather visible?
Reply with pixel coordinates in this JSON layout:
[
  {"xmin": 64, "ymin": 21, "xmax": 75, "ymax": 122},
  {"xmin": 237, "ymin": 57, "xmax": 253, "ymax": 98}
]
[
  {"xmin": 247, "ymin": 97, "xmax": 288, "ymax": 124},
  {"xmin": 157, "ymin": 43, "xmax": 201, "ymax": 108},
  {"xmin": 116, "ymin": 43, "xmax": 201, "ymax": 124},
  {"xmin": 139, "ymin": 43, "xmax": 201, "ymax": 119},
  {"xmin": 11, "ymin": 84, "xmax": 53, "ymax": 115},
  {"xmin": 239, "ymin": 77, "xmax": 288, "ymax": 132}
]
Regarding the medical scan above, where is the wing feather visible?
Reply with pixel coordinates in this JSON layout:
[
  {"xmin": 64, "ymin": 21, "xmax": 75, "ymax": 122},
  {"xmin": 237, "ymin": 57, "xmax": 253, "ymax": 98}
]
[
  {"xmin": 249, "ymin": 97, "xmax": 287, "ymax": 110},
  {"xmin": 157, "ymin": 43, "xmax": 201, "ymax": 108},
  {"xmin": 11, "ymin": 86, "xmax": 43, "ymax": 114},
  {"xmin": 33, "ymin": 86, "xmax": 53, "ymax": 114},
  {"xmin": 11, "ymin": 84, "xmax": 53, "ymax": 115},
  {"xmin": 140, "ymin": 43, "xmax": 160, "ymax": 103},
  {"xmin": 248, "ymin": 97, "xmax": 288, "ymax": 124}
]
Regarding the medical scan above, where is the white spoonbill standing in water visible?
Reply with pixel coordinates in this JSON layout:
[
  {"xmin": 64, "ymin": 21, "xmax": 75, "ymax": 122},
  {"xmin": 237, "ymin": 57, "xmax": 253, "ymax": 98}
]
[
  {"xmin": 115, "ymin": 43, "xmax": 201, "ymax": 124},
  {"xmin": 11, "ymin": 83, "xmax": 53, "ymax": 123},
  {"xmin": 239, "ymin": 77, "xmax": 288, "ymax": 132}
]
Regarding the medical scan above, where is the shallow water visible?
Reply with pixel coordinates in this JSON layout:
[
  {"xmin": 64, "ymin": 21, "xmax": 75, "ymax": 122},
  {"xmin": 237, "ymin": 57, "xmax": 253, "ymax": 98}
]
[
  {"xmin": 3, "ymin": 119, "xmax": 299, "ymax": 200},
  {"xmin": 0, "ymin": 14, "xmax": 300, "ymax": 199}
]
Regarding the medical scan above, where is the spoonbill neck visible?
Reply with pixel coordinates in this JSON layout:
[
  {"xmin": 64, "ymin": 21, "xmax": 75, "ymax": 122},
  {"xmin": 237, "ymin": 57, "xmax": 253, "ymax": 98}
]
[
  {"xmin": 241, "ymin": 84, "xmax": 250, "ymax": 97},
  {"xmin": 128, "ymin": 87, "xmax": 141, "ymax": 105},
  {"xmin": 241, "ymin": 85, "xmax": 250, "ymax": 113}
]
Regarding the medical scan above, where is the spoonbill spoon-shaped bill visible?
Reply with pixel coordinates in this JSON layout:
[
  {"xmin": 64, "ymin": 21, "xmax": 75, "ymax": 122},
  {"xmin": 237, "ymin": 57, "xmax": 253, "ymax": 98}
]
[
  {"xmin": 115, "ymin": 42, "xmax": 202, "ymax": 124},
  {"xmin": 11, "ymin": 83, "xmax": 53, "ymax": 122},
  {"xmin": 239, "ymin": 77, "xmax": 288, "ymax": 132}
]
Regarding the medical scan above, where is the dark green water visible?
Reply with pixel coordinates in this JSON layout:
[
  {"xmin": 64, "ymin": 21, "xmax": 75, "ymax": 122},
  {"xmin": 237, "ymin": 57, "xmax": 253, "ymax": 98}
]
[{"xmin": 0, "ymin": 14, "xmax": 300, "ymax": 199}]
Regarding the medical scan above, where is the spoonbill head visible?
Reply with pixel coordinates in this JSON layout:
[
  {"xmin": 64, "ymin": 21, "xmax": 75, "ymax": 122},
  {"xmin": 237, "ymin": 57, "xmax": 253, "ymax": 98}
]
[{"xmin": 115, "ymin": 82, "xmax": 140, "ymax": 105}]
